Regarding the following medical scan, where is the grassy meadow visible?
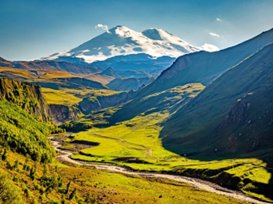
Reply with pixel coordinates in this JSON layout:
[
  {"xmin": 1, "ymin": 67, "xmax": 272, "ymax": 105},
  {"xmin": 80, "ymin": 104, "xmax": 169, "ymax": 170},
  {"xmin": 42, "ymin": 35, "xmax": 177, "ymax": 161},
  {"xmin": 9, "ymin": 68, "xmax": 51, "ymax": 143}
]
[
  {"xmin": 66, "ymin": 112, "xmax": 272, "ymax": 202},
  {"xmin": 0, "ymin": 150, "xmax": 249, "ymax": 204}
]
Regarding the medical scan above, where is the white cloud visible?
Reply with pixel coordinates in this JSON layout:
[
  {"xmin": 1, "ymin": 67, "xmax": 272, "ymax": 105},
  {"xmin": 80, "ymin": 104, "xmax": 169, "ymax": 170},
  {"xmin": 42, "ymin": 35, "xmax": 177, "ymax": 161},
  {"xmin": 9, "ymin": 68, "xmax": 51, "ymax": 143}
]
[
  {"xmin": 216, "ymin": 18, "xmax": 222, "ymax": 22},
  {"xmin": 201, "ymin": 43, "xmax": 219, "ymax": 52},
  {"xmin": 95, "ymin": 24, "xmax": 110, "ymax": 33},
  {"xmin": 209, "ymin": 32, "xmax": 221, "ymax": 38}
]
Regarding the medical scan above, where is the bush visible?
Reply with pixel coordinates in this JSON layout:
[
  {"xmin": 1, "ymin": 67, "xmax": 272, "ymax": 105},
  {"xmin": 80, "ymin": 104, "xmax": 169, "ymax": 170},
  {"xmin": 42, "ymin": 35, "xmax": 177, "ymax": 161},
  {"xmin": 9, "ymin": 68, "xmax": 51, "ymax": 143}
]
[
  {"xmin": 0, "ymin": 100, "xmax": 55, "ymax": 163},
  {"xmin": 0, "ymin": 175, "xmax": 23, "ymax": 204}
]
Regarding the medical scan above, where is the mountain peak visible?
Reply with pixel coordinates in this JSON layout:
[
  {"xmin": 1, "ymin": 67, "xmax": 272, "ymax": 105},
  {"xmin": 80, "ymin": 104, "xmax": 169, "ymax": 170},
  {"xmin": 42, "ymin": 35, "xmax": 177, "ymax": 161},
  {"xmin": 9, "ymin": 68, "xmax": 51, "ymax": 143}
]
[
  {"xmin": 142, "ymin": 28, "xmax": 172, "ymax": 40},
  {"xmin": 45, "ymin": 25, "xmax": 209, "ymax": 63},
  {"xmin": 109, "ymin": 25, "xmax": 131, "ymax": 32},
  {"xmin": 109, "ymin": 25, "xmax": 139, "ymax": 38}
]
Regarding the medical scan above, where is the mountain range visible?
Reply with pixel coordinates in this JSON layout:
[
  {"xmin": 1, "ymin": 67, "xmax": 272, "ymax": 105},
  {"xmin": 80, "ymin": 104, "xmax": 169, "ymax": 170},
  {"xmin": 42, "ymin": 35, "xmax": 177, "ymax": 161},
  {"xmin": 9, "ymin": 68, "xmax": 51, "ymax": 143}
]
[
  {"xmin": 109, "ymin": 28, "xmax": 273, "ymax": 122},
  {"xmin": 43, "ymin": 26, "xmax": 218, "ymax": 80}
]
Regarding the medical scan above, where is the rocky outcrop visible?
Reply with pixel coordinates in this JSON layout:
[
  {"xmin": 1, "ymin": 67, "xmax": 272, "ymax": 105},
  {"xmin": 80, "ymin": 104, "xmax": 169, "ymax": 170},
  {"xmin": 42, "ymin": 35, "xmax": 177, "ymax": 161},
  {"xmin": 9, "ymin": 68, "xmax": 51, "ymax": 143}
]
[
  {"xmin": 49, "ymin": 104, "xmax": 79, "ymax": 124},
  {"xmin": 0, "ymin": 78, "xmax": 51, "ymax": 121}
]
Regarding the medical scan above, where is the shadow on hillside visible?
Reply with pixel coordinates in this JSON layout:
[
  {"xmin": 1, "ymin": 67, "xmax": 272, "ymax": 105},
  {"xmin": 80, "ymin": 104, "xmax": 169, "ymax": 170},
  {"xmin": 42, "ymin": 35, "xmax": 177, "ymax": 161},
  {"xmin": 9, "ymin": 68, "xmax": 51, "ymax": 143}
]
[{"xmin": 172, "ymin": 149, "xmax": 273, "ymax": 201}]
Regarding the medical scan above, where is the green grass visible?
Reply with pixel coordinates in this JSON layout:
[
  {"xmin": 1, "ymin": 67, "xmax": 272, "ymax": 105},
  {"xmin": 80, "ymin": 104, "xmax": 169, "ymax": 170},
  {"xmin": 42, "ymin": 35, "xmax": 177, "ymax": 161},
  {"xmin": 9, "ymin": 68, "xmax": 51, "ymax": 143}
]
[
  {"xmin": 0, "ymin": 151, "xmax": 247, "ymax": 204},
  {"xmin": 42, "ymin": 88, "xmax": 82, "ymax": 106},
  {"xmin": 0, "ymin": 100, "xmax": 55, "ymax": 162},
  {"xmin": 69, "ymin": 112, "xmax": 272, "ymax": 202},
  {"xmin": 42, "ymin": 87, "xmax": 118, "ymax": 106}
]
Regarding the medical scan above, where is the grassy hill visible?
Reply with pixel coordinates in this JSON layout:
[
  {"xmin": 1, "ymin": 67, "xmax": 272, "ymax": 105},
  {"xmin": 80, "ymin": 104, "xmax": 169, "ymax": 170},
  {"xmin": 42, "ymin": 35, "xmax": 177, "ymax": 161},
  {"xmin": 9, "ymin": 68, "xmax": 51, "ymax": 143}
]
[
  {"xmin": 0, "ymin": 78, "xmax": 247, "ymax": 204},
  {"xmin": 161, "ymin": 43, "xmax": 273, "ymax": 157},
  {"xmin": 110, "ymin": 83, "xmax": 204, "ymax": 123},
  {"xmin": 0, "ymin": 100, "xmax": 55, "ymax": 162},
  {"xmin": 160, "ymin": 43, "xmax": 273, "ymax": 200}
]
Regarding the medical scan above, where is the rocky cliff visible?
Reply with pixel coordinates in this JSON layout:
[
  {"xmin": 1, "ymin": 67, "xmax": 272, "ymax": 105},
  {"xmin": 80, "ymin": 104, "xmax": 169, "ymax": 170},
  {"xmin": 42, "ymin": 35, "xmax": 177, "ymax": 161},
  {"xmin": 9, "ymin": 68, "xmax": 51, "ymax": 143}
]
[
  {"xmin": 0, "ymin": 78, "xmax": 51, "ymax": 121},
  {"xmin": 49, "ymin": 104, "xmax": 79, "ymax": 124}
]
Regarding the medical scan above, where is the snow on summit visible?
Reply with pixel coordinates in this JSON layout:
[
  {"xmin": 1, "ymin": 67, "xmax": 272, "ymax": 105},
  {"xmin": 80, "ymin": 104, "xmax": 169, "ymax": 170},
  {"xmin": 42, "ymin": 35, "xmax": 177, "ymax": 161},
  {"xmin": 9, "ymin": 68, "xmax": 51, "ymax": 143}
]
[{"xmin": 46, "ymin": 25, "xmax": 217, "ymax": 63}]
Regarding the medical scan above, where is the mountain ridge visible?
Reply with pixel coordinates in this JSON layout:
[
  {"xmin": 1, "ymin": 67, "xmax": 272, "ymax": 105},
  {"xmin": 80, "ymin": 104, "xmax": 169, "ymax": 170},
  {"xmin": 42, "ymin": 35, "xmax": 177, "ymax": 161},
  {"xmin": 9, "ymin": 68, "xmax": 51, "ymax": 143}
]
[{"xmin": 161, "ymin": 42, "xmax": 273, "ymax": 158}]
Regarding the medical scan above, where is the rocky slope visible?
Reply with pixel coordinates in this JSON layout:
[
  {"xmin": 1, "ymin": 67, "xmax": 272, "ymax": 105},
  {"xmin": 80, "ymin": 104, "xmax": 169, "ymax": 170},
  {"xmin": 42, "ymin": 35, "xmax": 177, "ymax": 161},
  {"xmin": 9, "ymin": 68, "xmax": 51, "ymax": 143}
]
[
  {"xmin": 49, "ymin": 104, "xmax": 79, "ymax": 124},
  {"xmin": 0, "ymin": 78, "xmax": 51, "ymax": 121}
]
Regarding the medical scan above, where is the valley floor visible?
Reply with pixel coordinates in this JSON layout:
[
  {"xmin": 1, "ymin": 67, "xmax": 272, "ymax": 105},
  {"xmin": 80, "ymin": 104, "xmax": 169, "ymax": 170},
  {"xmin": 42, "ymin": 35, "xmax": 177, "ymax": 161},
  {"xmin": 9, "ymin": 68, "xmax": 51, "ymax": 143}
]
[
  {"xmin": 51, "ymin": 137, "xmax": 269, "ymax": 204},
  {"xmin": 54, "ymin": 112, "xmax": 273, "ymax": 203}
]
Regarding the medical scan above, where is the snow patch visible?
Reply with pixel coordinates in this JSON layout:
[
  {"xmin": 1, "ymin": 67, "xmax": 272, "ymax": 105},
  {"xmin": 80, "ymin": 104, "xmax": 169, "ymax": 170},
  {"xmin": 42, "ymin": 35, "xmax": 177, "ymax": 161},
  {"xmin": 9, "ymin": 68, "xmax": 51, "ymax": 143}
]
[{"xmin": 45, "ymin": 25, "xmax": 218, "ymax": 63}]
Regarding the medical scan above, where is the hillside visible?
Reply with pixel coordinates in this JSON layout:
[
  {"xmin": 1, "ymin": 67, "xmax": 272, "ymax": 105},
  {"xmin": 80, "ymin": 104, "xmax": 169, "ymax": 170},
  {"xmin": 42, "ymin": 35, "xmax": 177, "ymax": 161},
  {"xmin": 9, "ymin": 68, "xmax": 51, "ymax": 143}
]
[
  {"xmin": 160, "ymin": 44, "xmax": 273, "ymax": 201},
  {"xmin": 0, "ymin": 57, "xmax": 99, "ymax": 74},
  {"xmin": 0, "ymin": 78, "xmax": 55, "ymax": 162},
  {"xmin": 0, "ymin": 78, "xmax": 51, "ymax": 121},
  {"xmin": 107, "ymin": 77, "xmax": 154, "ymax": 91}
]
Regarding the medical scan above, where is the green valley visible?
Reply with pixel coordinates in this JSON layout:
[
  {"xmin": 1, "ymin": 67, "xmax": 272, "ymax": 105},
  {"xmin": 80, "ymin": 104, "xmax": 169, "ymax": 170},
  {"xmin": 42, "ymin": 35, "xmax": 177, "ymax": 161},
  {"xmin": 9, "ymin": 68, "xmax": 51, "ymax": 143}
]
[
  {"xmin": 1, "ymin": 4, "xmax": 273, "ymax": 203},
  {"xmin": 0, "ymin": 77, "xmax": 256, "ymax": 204}
]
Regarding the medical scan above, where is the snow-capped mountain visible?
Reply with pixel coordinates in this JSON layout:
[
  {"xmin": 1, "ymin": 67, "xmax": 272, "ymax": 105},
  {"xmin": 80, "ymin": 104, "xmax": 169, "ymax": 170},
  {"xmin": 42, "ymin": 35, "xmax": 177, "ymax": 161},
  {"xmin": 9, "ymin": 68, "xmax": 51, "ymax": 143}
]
[{"xmin": 46, "ymin": 25, "xmax": 218, "ymax": 63}]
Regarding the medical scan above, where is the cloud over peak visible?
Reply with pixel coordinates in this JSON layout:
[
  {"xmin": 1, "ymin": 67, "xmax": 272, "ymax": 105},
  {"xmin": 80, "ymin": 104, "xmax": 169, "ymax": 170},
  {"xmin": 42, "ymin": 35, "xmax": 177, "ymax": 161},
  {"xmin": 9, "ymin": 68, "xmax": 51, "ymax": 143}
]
[{"xmin": 95, "ymin": 24, "xmax": 110, "ymax": 33}]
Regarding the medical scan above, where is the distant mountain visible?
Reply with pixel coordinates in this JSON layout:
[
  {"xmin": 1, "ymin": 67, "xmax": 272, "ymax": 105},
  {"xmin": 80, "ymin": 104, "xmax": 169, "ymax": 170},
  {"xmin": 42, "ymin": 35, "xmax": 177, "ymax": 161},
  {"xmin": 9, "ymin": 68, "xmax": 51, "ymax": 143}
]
[
  {"xmin": 90, "ymin": 53, "xmax": 174, "ymax": 77},
  {"xmin": 43, "ymin": 26, "xmax": 218, "ymax": 80},
  {"xmin": 161, "ymin": 43, "xmax": 273, "ymax": 159},
  {"xmin": 0, "ymin": 57, "xmax": 13, "ymax": 67},
  {"xmin": 46, "ymin": 25, "xmax": 215, "ymax": 63},
  {"xmin": 107, "ymin": 77, "xmax": 154, "ymax": 91},
  {"xmin": 0, "ymin": 57, "xmax": 99, "ymax": 74},
  {"xmin": 100, "ymin": 67, "xmax": 118, "ymax": 77},
  {"xmin": 109, "ymin": 28, "xmax": 273, "ymax": 123}
]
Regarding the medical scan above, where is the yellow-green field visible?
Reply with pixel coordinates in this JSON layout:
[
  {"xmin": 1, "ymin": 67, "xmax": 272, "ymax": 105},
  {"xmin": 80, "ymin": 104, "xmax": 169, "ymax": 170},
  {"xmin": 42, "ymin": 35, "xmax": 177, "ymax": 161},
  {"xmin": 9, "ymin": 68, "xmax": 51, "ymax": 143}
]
[
  {"xmin": 63, "ymin": 88, "xmax": 118, "ymax": 98},
  {"xmin": 42, "ymin": 87, "xmax": 118, "ymax": 106},
  {"xmin": 42, "ymin": 88, "xmax": 82, "ymax": 106},
  {"xmin": 68, "ymin": 112, "xmax": 272, "ymax": 202},
  {"xmin": 0, "ymin": 150, "xmax": 248, "ymax": 204}
]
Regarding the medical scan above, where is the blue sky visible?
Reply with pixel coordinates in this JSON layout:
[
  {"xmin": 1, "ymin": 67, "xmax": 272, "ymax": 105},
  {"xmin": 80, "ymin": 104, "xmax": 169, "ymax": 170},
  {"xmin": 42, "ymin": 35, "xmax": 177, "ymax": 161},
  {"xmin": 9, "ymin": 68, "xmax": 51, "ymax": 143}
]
[{"xmin": 0, "ymin": 0, "xmax": 273, "ymax": 60}]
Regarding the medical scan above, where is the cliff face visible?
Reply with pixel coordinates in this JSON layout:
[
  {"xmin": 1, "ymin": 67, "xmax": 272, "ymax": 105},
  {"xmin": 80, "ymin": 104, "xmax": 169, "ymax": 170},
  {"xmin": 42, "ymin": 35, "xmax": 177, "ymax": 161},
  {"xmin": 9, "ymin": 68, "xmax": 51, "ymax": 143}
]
[
  {"xmin": 49, "ymin": 104, "xmax": 79, "ymax": 124},
  {"xmin": 0, "ymin": 78, "xmax": 51, "ymax": 121}
]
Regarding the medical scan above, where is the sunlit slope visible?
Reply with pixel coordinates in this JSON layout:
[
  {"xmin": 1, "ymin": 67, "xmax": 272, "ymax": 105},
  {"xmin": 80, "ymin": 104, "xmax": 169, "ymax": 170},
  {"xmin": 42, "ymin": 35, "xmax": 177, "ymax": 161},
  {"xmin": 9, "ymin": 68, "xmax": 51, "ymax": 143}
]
[
  {"xmin": 0, "ymin": 78, "xmax": 55, "ymax": 162},
  {"xmin": 67, "ymin": 112, "xmax": 272, "ymax": 202},
  {"xmin": 110, "ymin": 83, "xmax": 204, "ymax": 123},
  {"xmin": 0, "ymin": 151, "xmax": 247, "ymax": 204}
]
